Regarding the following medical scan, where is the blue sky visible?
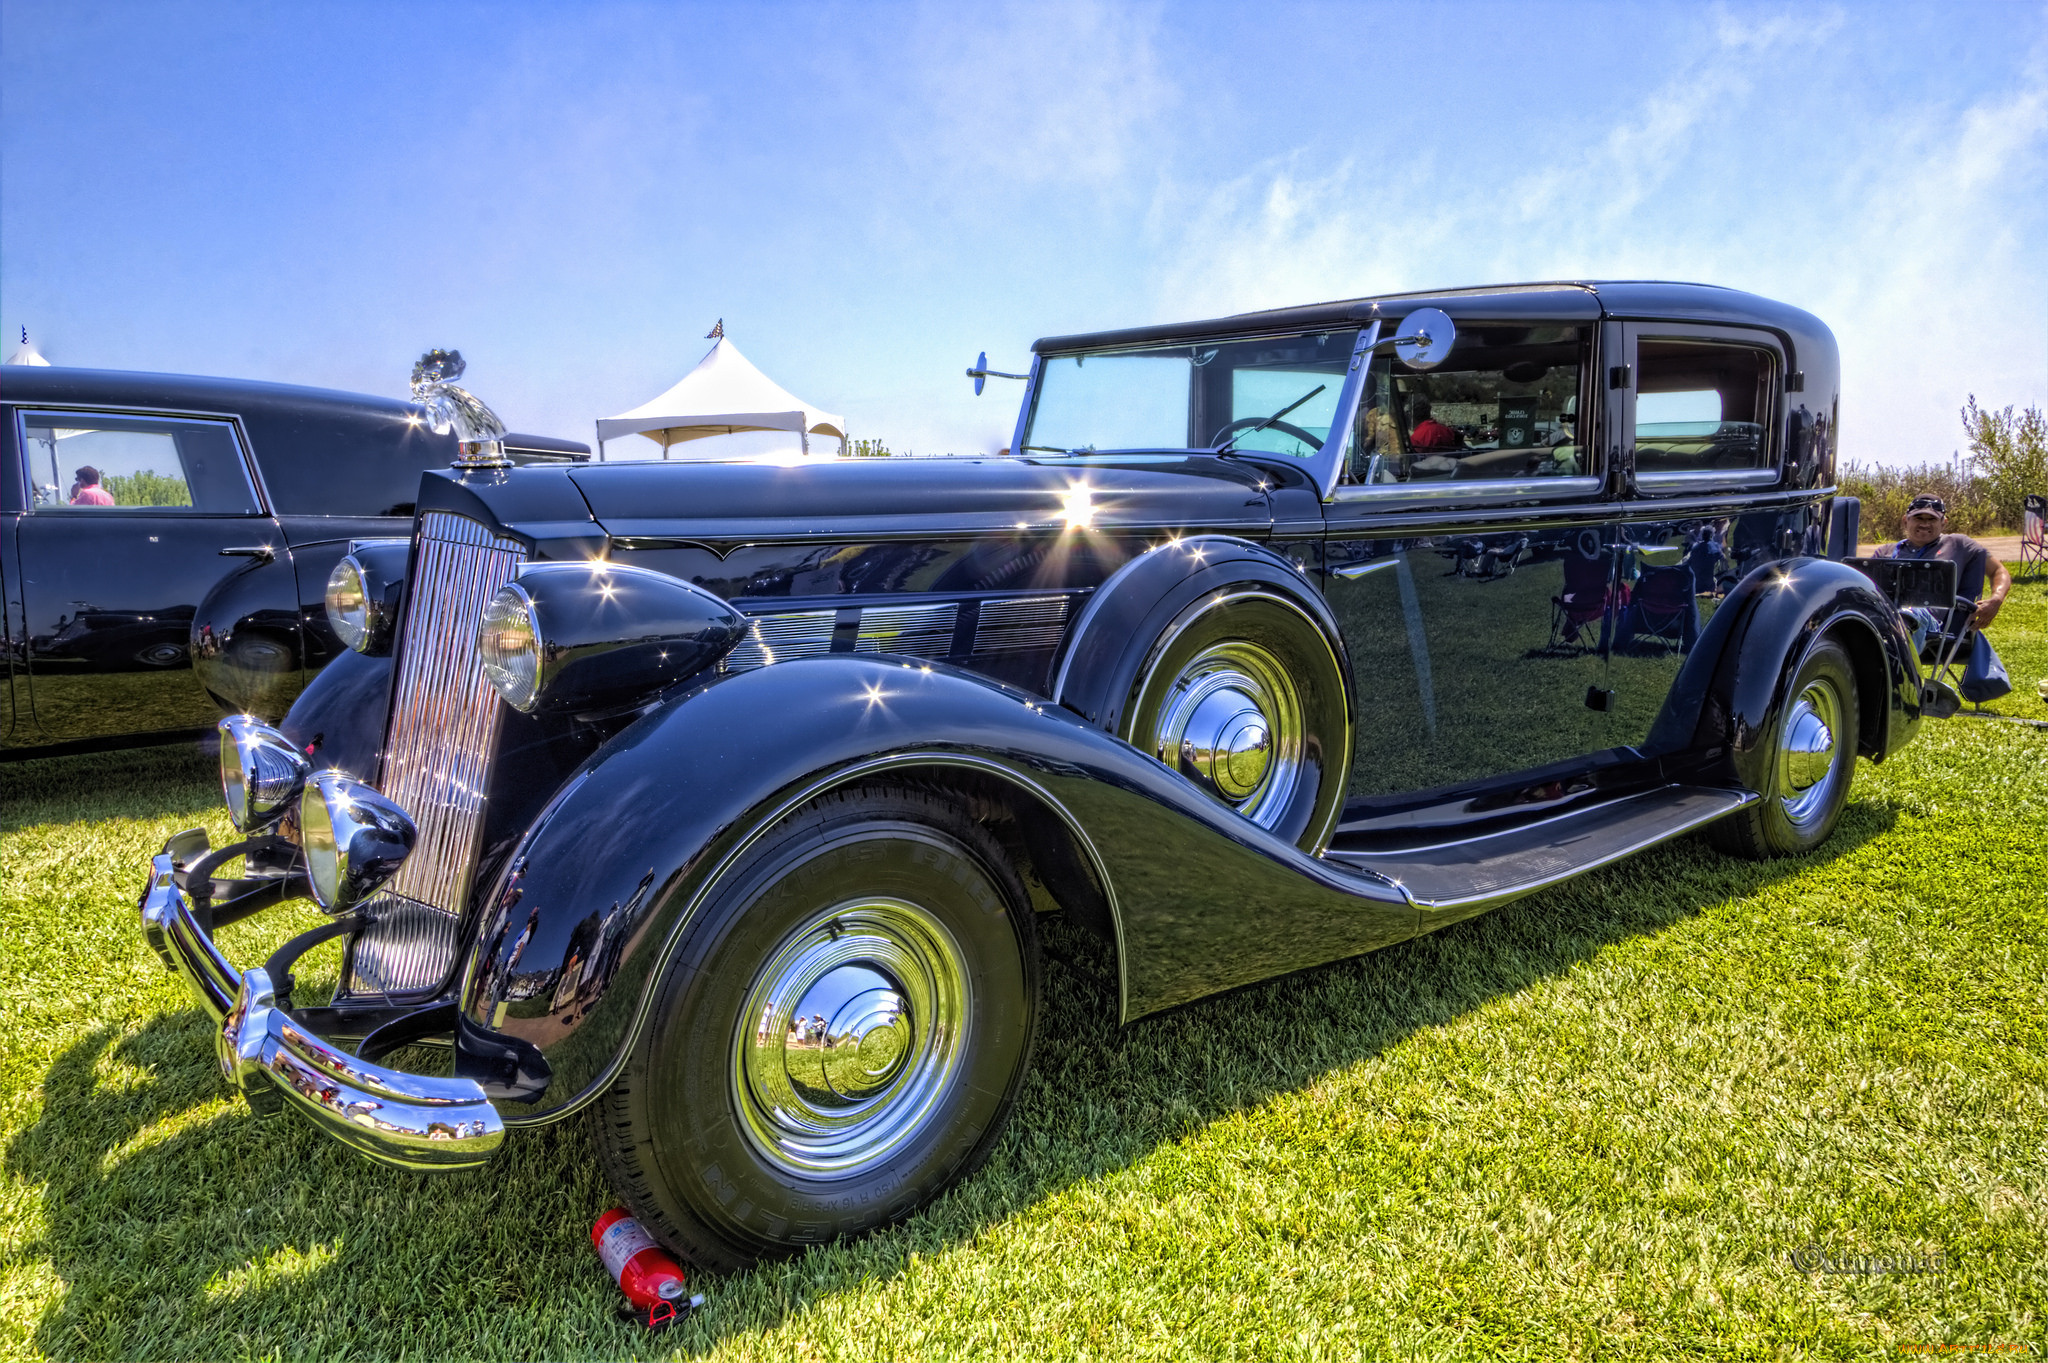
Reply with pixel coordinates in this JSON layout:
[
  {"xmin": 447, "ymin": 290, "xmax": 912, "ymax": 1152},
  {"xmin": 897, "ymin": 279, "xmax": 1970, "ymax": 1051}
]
[{"xmin": 4, "ymin": 1, "xmax": 2044, "ymax": 465}]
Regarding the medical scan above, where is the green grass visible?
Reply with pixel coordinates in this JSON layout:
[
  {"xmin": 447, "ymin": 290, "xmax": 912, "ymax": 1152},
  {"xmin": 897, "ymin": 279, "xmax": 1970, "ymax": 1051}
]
[{"xmin": 4, "ymin": 565, "xmax": 2045, "ymax": 1361}]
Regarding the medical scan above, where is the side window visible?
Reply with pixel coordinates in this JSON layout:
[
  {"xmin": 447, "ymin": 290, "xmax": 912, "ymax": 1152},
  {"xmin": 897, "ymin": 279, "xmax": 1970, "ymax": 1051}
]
[
  {"xmin": 1343, "ymin": 323, "xmax": 1590, "ymax": 486},
  {"xmin": 19, "ymin": 411, "xmax": 260, "ymax": 513},
  {"xmin": 1634, "ymin": 340, "xmax": 1775, "ymax": 478}
]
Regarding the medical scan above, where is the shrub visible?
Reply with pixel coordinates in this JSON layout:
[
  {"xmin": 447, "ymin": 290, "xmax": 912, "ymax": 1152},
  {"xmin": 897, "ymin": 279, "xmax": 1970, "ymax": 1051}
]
[
  {"xmin": 102, "ymin": 469, "xmax": 191, "ymax": 507},
  {"xmin": 1962, "ymin": 396, "xmax": 2047, "ymax": 530}
]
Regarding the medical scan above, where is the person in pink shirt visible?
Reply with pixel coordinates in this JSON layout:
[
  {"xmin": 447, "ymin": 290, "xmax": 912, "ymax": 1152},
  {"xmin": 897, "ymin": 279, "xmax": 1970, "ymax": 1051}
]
[{"xmin": 69, "ymin": 465, "xmax": 115, "ymax": 506}]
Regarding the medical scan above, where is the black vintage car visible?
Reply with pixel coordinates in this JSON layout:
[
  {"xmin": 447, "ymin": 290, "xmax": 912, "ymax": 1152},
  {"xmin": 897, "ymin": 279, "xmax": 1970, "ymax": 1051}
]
[
  {"xmin": 0, "ymin": 366, "xmax": 587, "ymax": 757},
  {"xmin": 141, "ymin": 282, "xmax": 1924, "ymax": 1272}
]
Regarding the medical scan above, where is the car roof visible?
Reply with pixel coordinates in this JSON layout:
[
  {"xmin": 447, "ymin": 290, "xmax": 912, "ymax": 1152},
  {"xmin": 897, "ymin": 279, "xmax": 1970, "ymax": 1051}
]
[
  {"xmin": 3, "ymin": 365, "xmax": 420, "ymax": 422},
  {"xmin": 1030, "ymin": 280, "xmax": 1828, "ymax": 355}
]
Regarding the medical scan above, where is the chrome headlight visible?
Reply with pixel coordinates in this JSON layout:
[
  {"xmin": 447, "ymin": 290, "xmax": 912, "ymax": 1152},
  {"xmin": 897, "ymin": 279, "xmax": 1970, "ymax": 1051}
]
[
  {"xmin": 300, "ymin": 772, "xmax": 417, "ymax": 912},
  {"xmin": 324, "ymin": 540, "xmax": 408, "ymax": 654},
  {"xmin": 325, "ymin": 556, "xmax": 374, "ymax": 650},
  {"xmin": 475, "ymin": 562, "xmax": 746, "ymax": 715},
  {"xmin": 219, "ymin": 715, "xmax": 311, "ymax": 833},
  {"xmin": 478, "ymin": 581, "xmax": 542, "ymax": 712}
]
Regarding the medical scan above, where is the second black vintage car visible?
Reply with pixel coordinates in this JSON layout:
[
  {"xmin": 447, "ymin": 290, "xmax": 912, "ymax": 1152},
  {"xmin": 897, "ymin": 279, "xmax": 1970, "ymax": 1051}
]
[
  {"xmin": 141, "ymin": 282, "xmax": 1922, "ymax": 1271},
  {"xmin": 1, "ymin": 364, "xmax": 587, "ymax": 757}
]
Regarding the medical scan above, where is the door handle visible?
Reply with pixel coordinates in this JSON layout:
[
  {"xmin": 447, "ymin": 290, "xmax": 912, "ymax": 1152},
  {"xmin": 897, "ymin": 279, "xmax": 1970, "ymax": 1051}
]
[
  {"xmin": 219, "ymin": 546, "xmax": 276, "ymax": 561},
  {"xmin": 1332, "ymin": 558, "xmax": 1399, "ymax": 580}
]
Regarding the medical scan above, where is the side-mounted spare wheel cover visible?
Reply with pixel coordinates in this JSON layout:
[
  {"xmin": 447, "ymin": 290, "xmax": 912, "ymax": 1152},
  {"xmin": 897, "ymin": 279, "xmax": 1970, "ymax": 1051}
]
[{"xmin": 1055, "ymin": 536, "xmax": 1353, "ymax": 854}]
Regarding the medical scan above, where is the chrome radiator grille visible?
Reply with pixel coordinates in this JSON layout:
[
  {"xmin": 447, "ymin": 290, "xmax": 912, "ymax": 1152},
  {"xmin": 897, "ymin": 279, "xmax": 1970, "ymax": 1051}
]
[{"xmin": 346, "ymin": 511, "xmax": 525, "ymax": 997}]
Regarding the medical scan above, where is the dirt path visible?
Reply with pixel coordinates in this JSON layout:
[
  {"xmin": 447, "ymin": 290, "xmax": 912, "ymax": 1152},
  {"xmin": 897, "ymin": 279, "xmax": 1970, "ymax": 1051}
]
[{"xmin": 1858, "ymin": 534, "xmax": 2033, "ymax": 562}]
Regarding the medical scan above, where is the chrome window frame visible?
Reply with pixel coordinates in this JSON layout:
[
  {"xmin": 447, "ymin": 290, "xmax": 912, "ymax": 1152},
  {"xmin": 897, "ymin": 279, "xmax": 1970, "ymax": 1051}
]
[
  {"xmin": 13, "ymin": 403, "xmax": 271, "ymax": 516},
  {"xmin": 1325, "ymin": 318, "xmax": 1603, "ymax": 510},
  {"xmin": 1620, "ymin": 321, "xmax": 1786, "ymax": 495},
  {"xmin": 1018, "ymin": 326, "xmax": 1366, "ymax": 460}
]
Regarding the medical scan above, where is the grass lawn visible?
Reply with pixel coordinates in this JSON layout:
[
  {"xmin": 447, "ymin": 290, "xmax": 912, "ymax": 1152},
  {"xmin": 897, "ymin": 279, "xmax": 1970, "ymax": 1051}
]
[{"xmin": 3, "ymin": 565, "xmax": 2044, "ymax": 1361}]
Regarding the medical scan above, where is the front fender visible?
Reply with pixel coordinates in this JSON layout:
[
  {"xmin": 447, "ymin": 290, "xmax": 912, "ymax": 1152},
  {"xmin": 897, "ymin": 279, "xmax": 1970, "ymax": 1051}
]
[
  {"xmin": 1644, "ymin": 557, "xmax": 1920, "ymax": 776},
  {"xmin": 278, "ymin": 647, "xmax": 393, "ymax": 779},
  {"xmin": 455, "ymin": 655, "xmax": 1415, "ymax": 1122},
  {"xmin": 1051, "ymin": 534, "xmax": 1341, "ymax": 732}
]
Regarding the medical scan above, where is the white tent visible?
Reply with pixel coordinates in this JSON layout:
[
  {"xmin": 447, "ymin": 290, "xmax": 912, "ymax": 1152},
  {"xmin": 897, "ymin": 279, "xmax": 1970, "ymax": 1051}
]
[
  {"xmin": 6, "ymin": 331, "xmax": 51, "ymax": 366},
  {"xmin": 596, "ymin": 336, "xmax": 846, "ymax": 459}
]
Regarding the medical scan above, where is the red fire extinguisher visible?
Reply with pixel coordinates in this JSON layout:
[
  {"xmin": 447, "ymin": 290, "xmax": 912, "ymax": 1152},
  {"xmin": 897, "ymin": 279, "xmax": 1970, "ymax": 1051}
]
[{"xmin": 592, "ymin": 1208, "xmax": 704, "ymax": 1331}]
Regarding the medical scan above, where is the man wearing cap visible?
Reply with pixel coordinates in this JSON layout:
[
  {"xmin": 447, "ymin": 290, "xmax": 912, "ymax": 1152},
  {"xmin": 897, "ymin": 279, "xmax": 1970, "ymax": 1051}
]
[{"xmin": 1873, "ymin": 494, "xmax": 2010, "ymax": 629}]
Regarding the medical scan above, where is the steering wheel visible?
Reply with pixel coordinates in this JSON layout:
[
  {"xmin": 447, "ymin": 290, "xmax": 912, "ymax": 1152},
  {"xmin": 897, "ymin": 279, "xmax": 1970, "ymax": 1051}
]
[{"xmin": 1211, "ymin": 416, "xmax": 1323, "ymax": 451}]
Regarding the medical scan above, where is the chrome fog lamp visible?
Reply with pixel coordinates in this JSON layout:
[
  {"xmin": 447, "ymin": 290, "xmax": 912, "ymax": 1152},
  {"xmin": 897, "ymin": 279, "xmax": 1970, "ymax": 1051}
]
[
  {"xmin": 219, "ymin": 715, "xmax": 311, "ymax": 833},
  {"xmin": 300, "ymin": 772, "xmax": 417, "ymax": 912},
  {"xmin": 478, "ymin": 581, "xmax": 542, "ymax": 712}
]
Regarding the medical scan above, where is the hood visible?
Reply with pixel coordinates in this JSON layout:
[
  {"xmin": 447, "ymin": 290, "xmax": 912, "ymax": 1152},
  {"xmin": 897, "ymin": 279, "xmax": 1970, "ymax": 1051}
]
[{"xmin": 565, "ymin": 455, "xmax": 1274, "ymax": 544}]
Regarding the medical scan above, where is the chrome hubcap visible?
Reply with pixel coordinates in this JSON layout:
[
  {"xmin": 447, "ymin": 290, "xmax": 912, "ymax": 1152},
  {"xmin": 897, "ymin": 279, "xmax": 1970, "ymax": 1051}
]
[
  {"xmin": 1778, "ymin": 678, "xmax": 1842, "ymax": 826},
  {"xmin": 733, "ymin": 898, "xmax": 969, "ymax": 1178},
  {"xmin": 1149, "ymin": 640, "xmax": 1303, "ymax": 829}
]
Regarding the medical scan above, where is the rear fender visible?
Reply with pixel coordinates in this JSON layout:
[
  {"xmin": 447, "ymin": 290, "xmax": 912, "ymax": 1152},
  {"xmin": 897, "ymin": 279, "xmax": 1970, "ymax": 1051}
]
[
  {"xmin": 1643, "ymin": 557, "xmax": 1920, "ymax": 781},
  {"xmin": 191, "ymin": 551, "xmax": 306, "ymax": 719},
  {"xmin": 455, "ymin": 655, "xmax": 1414, "ymax": 1122}
]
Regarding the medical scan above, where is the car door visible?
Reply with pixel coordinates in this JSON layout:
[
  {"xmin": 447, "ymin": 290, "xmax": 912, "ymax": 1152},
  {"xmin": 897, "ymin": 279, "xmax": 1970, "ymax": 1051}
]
[
  {"xmin": 1321, "ymin": 314, "xmax": 1625, "ymax": 812},
  {"xmin": 1603, "ymin": 320, "xmax": 1795, "ymax": 755},
  {"xmin": 11, "ymin": 406, "xmax": 294, "ymax": 746}
]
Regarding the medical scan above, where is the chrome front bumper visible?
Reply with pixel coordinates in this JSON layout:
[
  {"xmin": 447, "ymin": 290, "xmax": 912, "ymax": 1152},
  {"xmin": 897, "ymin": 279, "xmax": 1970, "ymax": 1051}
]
[{"xmin": 138, "ymin": 837, "xmax": 504, "ymax": 1171}]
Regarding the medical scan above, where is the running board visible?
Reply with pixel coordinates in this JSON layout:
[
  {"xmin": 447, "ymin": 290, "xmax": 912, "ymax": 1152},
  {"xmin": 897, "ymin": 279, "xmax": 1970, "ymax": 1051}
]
[{"xmin": 1324, "ymin": 784, "xmax": 1757, "ymax": 927}]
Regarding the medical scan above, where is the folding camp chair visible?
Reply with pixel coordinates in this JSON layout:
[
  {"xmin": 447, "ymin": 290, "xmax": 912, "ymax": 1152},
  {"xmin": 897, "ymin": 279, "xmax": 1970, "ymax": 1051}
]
[
  {"xmin": 1619, "ymin": 565, "xmax": 1700, "ymax": 653},
  {"xmin": 1549, "ymin": 550, "xmax": 1618, "ymax": 650},
  {"xmin": 2021, "ymin": 493, "xmax": 2046, "ymax": 577}
]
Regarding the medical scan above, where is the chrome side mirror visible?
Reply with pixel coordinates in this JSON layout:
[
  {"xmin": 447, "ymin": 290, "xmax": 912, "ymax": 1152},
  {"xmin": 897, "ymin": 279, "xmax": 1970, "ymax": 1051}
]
[
  {"xmin": 1390, "ymin": 307, "xmax": 1455, "ymax": 370},
  {"xmin": 220, "ymin": 716, "xmax": 311, "ymax": 833},
  {"xmin": 300, "ymin": 773, "xmax": 416, "ymax": 912}
]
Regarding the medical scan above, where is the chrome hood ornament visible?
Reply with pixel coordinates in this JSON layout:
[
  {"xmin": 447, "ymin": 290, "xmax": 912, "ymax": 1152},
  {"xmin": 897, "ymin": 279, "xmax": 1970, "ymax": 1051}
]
[{"xmin": 411, "ymin": 349, "xmax": 510, "ymax": 470}]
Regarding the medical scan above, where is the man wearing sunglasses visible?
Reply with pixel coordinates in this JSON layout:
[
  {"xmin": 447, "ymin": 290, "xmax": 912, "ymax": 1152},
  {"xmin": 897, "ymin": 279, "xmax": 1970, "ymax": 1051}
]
[{"xmin": 1874, "ymin": 494, "xmax": 2011, "ymax": 630}]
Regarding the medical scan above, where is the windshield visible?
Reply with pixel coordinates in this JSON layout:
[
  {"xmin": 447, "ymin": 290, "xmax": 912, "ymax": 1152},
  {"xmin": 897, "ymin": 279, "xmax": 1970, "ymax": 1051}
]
[{"xmin": 1022, "ymin": 329, "xmax": 1360, "ymax": 456}]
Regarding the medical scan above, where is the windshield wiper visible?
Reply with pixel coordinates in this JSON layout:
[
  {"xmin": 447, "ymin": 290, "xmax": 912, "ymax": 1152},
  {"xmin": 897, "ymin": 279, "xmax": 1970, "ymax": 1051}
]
[
  {"xmin": 1020, "ymin": 445, "xmax": 1078, "ymax": 454},
  {"xmin": 1216, "ymin": 383, "xmax": 1327, "ymax": 454}
]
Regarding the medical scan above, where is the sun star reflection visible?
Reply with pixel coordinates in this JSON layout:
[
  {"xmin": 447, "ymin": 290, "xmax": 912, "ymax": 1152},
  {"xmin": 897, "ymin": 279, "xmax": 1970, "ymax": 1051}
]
[{"xmin": 1060, "ymin": 484, "xmax": 1095, "ymax": 529}]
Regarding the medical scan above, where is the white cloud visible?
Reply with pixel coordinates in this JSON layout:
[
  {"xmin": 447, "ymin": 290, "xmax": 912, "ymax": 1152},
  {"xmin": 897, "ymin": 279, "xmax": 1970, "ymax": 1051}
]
[
  {"xmin": 1137, "ymin": 5, "xmax": 2046, "ymax": 465},
  {"xmin": 903, "ymin": 0, "xmax": 1172, "ymax": 187}
]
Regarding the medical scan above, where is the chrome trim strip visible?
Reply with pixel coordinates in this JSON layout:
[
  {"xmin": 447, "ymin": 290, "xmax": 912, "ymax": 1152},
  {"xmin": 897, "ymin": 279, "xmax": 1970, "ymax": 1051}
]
[
  {"xmin": 514, "ymin": 750, "xmax": 1127, "ymax": 1125},
  {"xmin": 1635, "ymin": 468, "xmax": 1781, "ymax": 491},
  {"xmin": 1323, "ymin": 485, "xmax": 1827, "ymax": 536},
  {"xmin": 1331, "ymin": 558, "xmax": 1400, "ymax": 581},
  {"xmin": 1329, "ymin": 475, "xmax": 1605, "ymax": 506}
]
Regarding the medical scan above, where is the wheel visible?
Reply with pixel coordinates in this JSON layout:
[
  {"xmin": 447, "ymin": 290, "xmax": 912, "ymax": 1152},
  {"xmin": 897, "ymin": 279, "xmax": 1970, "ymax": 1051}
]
[
  {"xmin": 596, "ymin": 784, "xmax": 1040, "ymax": 1270},
  {"xmin": 1122, "ymin": 588, "xmax": 1351, "ymax": 853},
  {"xmin": 1709, "ymin": 636, "xmax": 1858, "ymax": 858}
]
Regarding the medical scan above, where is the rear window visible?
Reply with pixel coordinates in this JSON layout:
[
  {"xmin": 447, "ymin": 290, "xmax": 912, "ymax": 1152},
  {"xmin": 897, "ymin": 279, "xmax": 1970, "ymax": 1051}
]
[
  {"xmin": 246, "ymin": 404, "xmax": 455, "ymax": 516},
  {"xmin": 20, "ymin": 411, "xmax": 260, "ymax": 513}
]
